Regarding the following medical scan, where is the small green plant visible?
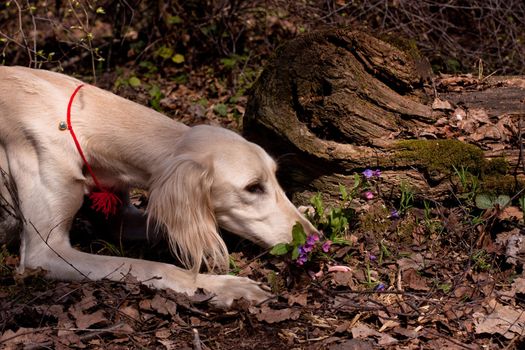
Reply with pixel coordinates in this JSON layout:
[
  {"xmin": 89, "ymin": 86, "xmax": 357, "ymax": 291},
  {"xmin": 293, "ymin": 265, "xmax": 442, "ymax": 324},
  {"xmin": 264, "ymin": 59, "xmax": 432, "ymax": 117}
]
[
  {"xmin": 475, "ymin": 193, "xmax": 510, "ymax": 210},
  {"xmin": 453, "ymin": 165, "xmax": 479, "ymax": 203},
  {"xmin": 228, "ymin": 256, "xmax": 240, "ymax": 276},
  {"xmin": 399, "ymin": 182, "xmax": 414, "ymax": 214},
  {"xmin": 471, "ymin": 249, "xmax": 492, "ymax": 271},
  {"xmin": 436, "ymin": 282, "xmax": 452, "ymax": 294},
  {"xmin": 92, "ymin": 239, "xmax": 123, "ymax": 257}
]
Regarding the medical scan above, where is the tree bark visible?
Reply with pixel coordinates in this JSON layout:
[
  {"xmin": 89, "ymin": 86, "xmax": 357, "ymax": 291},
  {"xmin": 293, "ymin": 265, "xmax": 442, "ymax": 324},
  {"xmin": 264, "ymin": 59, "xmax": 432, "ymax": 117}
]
[{"xmin": 243, "ymin": 29, "xmax": 525, "ymax": 204}]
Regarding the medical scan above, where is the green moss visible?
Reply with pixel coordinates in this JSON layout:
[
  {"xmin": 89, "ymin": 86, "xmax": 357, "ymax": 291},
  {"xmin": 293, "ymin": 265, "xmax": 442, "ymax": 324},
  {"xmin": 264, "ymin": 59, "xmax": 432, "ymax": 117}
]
[
  {"xmin": 395, "ymin": 140, "xmax": 520, "ymax": 194},
  {"xmin": 483, "ymin": 157, "xmax": 508, "ymax": 175},
  {"xmin": 381, "ymin": 34, "xmax": 421, "ymax": 60},
  {"xmin": 482, "ymin": 175, "xmax": 525, "ymax": 194},
  {"xmin": 396, "ymin": 139, "xmax": 485, "ymax": 175}
]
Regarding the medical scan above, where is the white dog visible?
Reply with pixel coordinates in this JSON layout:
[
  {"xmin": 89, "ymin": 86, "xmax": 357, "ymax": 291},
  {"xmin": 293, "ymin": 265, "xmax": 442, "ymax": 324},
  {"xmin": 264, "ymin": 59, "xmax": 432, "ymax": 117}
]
[{"xmin": 0, "ymin": 66, "xmax": 316, "ymax": 307}]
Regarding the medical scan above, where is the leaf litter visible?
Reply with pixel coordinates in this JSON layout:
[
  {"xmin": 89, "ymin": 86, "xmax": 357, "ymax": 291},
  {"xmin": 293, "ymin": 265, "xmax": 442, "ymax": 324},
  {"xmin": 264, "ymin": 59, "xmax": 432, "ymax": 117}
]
[{"xmin": 2, "ymin": 67, "xmax": 525, "ymax": 350}]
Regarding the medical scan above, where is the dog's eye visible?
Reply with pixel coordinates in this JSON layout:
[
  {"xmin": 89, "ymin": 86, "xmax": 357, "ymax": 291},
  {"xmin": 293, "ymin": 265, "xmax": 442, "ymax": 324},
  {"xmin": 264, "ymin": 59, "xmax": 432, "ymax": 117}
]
[{"xmin": 245, "ymin": 182, "xmax": 265, "ymax": 194}]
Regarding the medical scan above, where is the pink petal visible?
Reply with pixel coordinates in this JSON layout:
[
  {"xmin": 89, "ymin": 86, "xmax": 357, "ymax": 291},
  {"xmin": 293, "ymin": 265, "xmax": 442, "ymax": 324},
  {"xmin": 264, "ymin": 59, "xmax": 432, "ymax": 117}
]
[{"xmin": 328, "ymin": 265, "xmax": 352, "ymax": 273}]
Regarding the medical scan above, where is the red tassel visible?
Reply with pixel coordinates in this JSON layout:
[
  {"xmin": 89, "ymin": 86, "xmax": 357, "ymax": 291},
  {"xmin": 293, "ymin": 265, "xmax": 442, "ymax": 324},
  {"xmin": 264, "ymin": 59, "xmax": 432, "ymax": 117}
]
[{"xmin": 89, "ymin": 191, "xmax": 122, "ymax": 218}]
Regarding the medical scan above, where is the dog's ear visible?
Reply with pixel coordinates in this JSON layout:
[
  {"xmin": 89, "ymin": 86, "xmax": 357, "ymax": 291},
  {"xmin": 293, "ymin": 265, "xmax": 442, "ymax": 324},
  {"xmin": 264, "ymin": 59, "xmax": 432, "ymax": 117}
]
[{"xmin": 147, "ymin": 156, "xmax": 228, "ymax": 273}]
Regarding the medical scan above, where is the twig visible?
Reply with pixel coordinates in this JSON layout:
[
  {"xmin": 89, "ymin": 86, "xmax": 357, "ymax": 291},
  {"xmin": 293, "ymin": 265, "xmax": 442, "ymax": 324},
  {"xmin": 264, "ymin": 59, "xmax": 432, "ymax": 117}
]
[
  {"xmin": 22, "ymin": 322, "xmax": 128, "ymax": 350},
  {"xmin": 192, "ymin": 328, "xmax": 203, "ymax": 350}
]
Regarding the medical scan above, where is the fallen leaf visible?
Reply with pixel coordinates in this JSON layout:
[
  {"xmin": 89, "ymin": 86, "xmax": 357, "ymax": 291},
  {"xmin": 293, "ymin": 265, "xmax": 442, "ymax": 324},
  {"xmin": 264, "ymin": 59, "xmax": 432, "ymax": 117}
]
[
  {"xmin": 72, "ymin": 309, "xmax": 107, "ymax": 329},
  {"xmin": 432, "ymin": 98, "xmax": 454, "ymax": 111},
  {"xmin": 328, "ymin": 339, "xmax": 374, "ymax": 350},
  {"xmin": 0, "ymin": 327, "xmax": 51, "ymax": 346},
  {"xmin": 150, "ymin": 294, "xmax": 178, "ymax": 316},
  {"xmin": 331, "ymin": 271, "xmax": 355, "ymax": 288},
  {"xmin": 403, "ymin": 268, "xmax": 430, "ymax": 291},
  {"xmin": 250, "ymin": 305, "xmax": 301, "ymax": 324},
  {"xmin": 287, "ymin": 292, "xmax": 308, "ymax": 306},
  {"xmin": 511, "ymin": 277, "xmax": 525, "ymax": 295},
  {"xmin": 351, "ymin": 323, "xmax": 398, "ymax": 346},
  {"xmin": 496, "ymin": 229, "xmax": 525, "ymax": 265},
  {"xmin": 474, "ymin": 299, "xmax": 525, "ymax": 339},
  {"xmin": 397, "ymin": 253, "xmax": 424, "ymax": 271}
]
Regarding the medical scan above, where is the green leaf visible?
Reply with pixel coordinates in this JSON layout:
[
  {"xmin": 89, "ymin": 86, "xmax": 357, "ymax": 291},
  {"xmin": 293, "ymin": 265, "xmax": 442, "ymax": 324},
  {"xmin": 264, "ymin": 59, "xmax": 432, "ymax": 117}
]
[
  {"xmin": 220, "ymin": 57, "xmax": 237, "ymax": 69},
  {"xmin": 310, "ymin": 193, "xmax": 324, "ymax": 218},
  {"xmin": 128, "ymin": 76, "xmax": 141, "ymax": 88},
  {"xmin": 339, "ymin": 183, "xmax": 349, "ymax": 202},
  {"xmin": 291, "ymin": 223, "xmax": 306, "ymax": 246},
  {"xmin": 168, "ymin": 15, "xmax": 183, "ymax": 24},
  {"xmin": 291, "ymin": 246, "xmax": 300, "ymax": 260},
  {"xmin": 96, "ymin": 7, "xmax": 105, "ymax": 14},
  {"xmin": 213, "ymin": 103, "xmax": 228, "ymax": 117},
  {"xmin": 270, "ymin": 243, "xmax": 289, "ymax": 256},
  {"xmin": 156, "ymin": 46, "xmax": 174, "ymax": 59},
  {"xmin": 495, "ymin": 195, "xmax": 510, "ymax": 207},
  {"xmin": 475, "ymin": 194, "xmax": 494, "ymax": 209},
  {"xmin": 171, "ymin": 54, "xmax": 185, "ymax": 64}
]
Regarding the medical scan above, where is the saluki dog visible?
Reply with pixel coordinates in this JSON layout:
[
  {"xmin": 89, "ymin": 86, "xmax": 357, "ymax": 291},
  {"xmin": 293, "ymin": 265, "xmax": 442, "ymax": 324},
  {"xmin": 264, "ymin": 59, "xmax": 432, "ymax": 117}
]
[{"xmin": 0, "ymin": 66, "xmax": 316, "ymax": 307}]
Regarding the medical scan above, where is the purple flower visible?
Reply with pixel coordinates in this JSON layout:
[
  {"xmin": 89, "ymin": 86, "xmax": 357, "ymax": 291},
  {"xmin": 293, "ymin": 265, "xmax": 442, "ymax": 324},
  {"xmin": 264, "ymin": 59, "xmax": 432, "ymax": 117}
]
[
  {"xmin": 322, "ymin": 240, "xmax": 332, "ymax": 252},
  {"xmin": 369, "ymin": 254, "xmax": 377, "ymax": 261},
  {"xmin": 363, "ymin": 169, "xmax": 374, "ymax": 178},
  {"xmin": 375, "ymin": 282, "xmax": 386, "ymax": 292},
  {"xmin": 363, "ymin": 191, "xmax": 374, "ymax": 200},
  {"xmin": 373, "ymin": 169, "xmax": 381, "ymax": 177},
  {"xmin": 296, "ymin": 253, "xmax": 308, "ymax": 266},
  {"xmin": 301, "ymin": 244, "xmax": 314, "ymax": 253},
  {"xmin": 389, "ymin": 209, "xmax": 400, "ymax": 219},
  {"xmin": 306, "ymin": 233, "xmax": 320, "ymax": 245}
]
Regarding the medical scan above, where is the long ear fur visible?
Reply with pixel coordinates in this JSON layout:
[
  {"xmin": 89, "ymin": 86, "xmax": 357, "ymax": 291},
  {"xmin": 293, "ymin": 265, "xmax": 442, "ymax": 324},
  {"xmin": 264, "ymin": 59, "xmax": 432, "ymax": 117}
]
[{"xmin": 147, "ymin": 155, "xmax": 228, "ymax": 273}]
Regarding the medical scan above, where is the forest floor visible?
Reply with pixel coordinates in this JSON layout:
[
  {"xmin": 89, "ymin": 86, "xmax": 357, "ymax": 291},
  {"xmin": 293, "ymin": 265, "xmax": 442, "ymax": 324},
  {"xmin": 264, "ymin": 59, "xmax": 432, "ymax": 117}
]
[
  {"xmin": 1, "ymin": 2, "xmax": 525, "ymax": 348},
  {"xmin": 1, "ymin": 66, "xmax": 524, "ymax": 350}
]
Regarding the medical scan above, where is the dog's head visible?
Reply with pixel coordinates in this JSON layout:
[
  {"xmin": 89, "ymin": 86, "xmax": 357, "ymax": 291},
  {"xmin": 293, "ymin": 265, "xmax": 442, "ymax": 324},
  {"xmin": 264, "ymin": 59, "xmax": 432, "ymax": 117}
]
[{"xmin": 148, "ymin": 125, "xmax": 316, "ymax": 272}]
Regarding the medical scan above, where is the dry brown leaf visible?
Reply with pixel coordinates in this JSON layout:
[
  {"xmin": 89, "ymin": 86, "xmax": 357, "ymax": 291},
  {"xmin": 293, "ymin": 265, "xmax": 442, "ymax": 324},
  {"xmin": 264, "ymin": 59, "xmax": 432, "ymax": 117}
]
[
  {"xmin": 511, "ymin": 277, "xmax": 525, "ymax": 295},
  {"xmin": 403, "ymin": 268, "xmax": 430, "ymax": 291},
  {"xmin": 498, "ymin": 206, "xmax": 523, "ymax": 221},
  {"xmin": 287, "ymin": 292, "xmax": 308, "ymax": 306},
  {"xmin": 474, "ymin": 299, "xmax": 525, "ymax": 339},
  {"xmin": 496, "ymin": 229, "xmax": 525, "ymax": 265},
  {"xmin": 467, "ymin": 108, "xmax": 490, "ymax": 124},
  {"xmin": 72, "ymin": 309, "xmax": 107, "ymax": 329},
  {"xmin": 119, "ymin": 305, "xmax": 140, "ymax": 321},
  {"xmin": 470, "ymin": 124, "xmax": 503, "ymax": 141},
  {"xmin": 397, "ymin": 253, "xmax": 424, "ymax": 271},
  {"xmin": 432, "ymin": 98, "xmax": 454, "ymax": 111},
  {"xmin": 250, "ymin": 305, "xmax": 301, "ymax": 324},
  {"xmin": 351, "ymin": 322, "xmax": 398, "ymax": 346},
  {"xmin": 150, "ymin": 294, "xmax": 178, "ymax": 316},
  {"xmin": 0, "ymin": 327, "xmax": 51, "ymax": 346}
]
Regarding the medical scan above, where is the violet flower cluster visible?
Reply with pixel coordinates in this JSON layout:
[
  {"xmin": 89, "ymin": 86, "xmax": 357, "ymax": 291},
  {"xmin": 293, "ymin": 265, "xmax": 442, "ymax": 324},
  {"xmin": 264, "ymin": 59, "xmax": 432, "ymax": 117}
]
[
  {"xmin": 362, "ymin": 168, "xmax": 381, "ymax": 179},
  {"xmin": 296, "ymin": 233, "xmax": 332, "ymax": 265}
]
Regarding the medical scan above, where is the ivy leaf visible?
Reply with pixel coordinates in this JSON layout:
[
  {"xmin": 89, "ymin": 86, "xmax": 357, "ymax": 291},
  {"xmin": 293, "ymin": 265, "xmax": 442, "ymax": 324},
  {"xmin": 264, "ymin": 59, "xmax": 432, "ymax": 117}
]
[{"xmin": 270, "ymin": 243, "xmax": 289, "ymax": 256}]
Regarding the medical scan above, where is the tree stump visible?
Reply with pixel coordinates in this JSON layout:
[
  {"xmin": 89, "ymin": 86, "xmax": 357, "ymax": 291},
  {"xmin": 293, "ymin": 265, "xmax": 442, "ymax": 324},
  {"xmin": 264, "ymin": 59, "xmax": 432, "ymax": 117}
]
[{"xmin": 243, "ymin": 29, "xmax": 525, "ymax": 204}]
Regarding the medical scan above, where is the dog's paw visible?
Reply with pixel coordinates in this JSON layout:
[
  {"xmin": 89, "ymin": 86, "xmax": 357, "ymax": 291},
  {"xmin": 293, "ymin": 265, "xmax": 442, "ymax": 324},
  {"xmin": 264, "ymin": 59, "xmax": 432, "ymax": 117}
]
[{"xmin": 196, "ymin": 274, "xmax": 272, "ymax": 308}]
